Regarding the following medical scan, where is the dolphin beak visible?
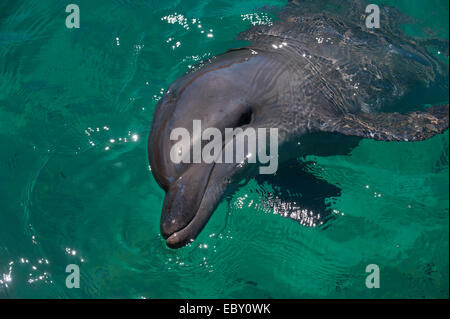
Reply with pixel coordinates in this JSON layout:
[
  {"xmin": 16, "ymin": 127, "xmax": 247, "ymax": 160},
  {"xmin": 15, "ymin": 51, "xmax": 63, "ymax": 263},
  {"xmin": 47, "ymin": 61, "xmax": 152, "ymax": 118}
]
[
  {"xmin": 160, "ymin": 163, "xmax": 219, "ymax": 248},
  {"xmin": 163, "ymin": 205, "xmax": 215, "ymax": 249}
]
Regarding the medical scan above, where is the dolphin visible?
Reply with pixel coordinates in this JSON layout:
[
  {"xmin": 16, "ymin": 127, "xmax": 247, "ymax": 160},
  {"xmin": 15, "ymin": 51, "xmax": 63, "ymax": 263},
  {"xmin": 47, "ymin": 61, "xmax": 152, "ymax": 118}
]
[{"xmin": 148, "ymin": 0, "xmax": 449, "ymax": 248}]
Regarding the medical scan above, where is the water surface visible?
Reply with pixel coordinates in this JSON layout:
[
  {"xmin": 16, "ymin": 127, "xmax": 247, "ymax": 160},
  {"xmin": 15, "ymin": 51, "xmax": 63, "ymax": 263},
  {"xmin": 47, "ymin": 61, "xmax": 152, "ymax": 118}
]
[{"xmin": 0, "ymin": 0, "xmax": 448, "ymax": 298}]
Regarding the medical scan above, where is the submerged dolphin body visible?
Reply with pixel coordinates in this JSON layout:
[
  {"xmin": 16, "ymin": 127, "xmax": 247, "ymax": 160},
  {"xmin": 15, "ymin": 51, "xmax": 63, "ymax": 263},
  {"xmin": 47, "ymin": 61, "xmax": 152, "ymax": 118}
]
[{"xmin": 149, "ymin": 0, "xmax": 449, "ymax": 248}]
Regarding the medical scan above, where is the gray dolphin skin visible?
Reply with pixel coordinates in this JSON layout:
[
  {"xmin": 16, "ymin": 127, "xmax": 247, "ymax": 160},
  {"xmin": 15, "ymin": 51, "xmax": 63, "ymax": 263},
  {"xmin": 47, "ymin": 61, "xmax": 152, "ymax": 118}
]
[{"xmin": 148, "ymin": 0, "xmax": 449, "ymax": 248}]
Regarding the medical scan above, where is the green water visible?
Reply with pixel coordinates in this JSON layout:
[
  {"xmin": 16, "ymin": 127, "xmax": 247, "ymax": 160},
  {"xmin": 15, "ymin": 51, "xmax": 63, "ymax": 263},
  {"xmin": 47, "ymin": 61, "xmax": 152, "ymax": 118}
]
[{"xmin": 0, "ymin": 0, "xmax": 448, "ymax": 299}]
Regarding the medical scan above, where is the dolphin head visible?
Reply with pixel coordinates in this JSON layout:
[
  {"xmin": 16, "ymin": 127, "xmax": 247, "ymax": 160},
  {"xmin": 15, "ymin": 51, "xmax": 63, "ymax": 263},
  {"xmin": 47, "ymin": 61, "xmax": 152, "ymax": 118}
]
[{"xmin": 148, "ymin": 49, "xmax": 274, "ymax": 248}]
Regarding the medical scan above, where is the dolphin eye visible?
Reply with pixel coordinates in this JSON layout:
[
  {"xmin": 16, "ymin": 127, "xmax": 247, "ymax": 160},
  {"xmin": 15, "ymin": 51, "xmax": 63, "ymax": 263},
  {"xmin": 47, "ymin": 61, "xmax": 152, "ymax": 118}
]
[{"xmin": 236, "ymin": 108, "xmax": 253, "ymax": 127}]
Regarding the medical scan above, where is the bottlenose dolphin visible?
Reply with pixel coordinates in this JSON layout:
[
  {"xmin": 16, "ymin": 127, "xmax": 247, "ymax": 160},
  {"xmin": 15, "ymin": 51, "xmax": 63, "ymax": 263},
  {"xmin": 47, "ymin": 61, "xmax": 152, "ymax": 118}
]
[{"xmin": 148, "ymin": 0, "xmax": 449, "ymax": 248}]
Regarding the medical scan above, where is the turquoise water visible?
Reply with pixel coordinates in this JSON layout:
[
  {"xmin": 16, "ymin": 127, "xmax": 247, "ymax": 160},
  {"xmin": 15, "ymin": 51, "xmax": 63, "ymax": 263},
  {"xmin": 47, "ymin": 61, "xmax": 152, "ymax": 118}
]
[{"xmin": 0, "ymin": 0, "xmax": 448, "ymax": 298}]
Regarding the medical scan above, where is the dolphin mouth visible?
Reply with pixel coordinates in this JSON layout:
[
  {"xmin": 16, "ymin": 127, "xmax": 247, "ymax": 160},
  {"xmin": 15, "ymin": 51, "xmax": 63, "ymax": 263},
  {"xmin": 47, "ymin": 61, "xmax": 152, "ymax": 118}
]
[
  {"xmin": 161, "ymin": 162, "xmax": 217, "ymax": 249},
  {"xmin": 163, "ymin": 191, "xmax": 216, "ymax": 249},
  {"xmin": 164, "ymin": 211, "xmax": 206, "ymax": 248},
  {"xmin": 166, "ymin": 232, "xmax": 188, "ymax": 249}
]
